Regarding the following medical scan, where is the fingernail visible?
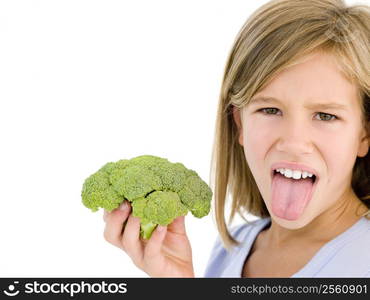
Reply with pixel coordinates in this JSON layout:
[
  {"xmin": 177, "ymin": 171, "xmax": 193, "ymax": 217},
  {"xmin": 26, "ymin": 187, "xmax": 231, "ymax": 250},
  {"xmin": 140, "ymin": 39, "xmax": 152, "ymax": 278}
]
[
  {"xmin": 119, "ymin": 201, "xmax": 128, "ymax": 210},
  {"xmin": 157, "ymin": 225, "xmax": 166, "ymax": 232}
]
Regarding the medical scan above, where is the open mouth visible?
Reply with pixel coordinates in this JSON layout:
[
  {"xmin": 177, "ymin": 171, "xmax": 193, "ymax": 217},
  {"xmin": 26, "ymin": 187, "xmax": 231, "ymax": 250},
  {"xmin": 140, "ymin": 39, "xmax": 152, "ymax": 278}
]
[{"xmin": 272, "ymin": 170, "xmax": 318, "ymax": 184}]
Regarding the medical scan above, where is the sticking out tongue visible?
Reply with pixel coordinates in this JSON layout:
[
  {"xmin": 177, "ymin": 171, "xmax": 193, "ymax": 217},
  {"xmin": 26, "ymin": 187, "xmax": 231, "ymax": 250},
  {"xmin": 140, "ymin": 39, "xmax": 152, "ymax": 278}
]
[{"xmin": 271, "ymin": 172, "xmax": 315, "ymax": 220}]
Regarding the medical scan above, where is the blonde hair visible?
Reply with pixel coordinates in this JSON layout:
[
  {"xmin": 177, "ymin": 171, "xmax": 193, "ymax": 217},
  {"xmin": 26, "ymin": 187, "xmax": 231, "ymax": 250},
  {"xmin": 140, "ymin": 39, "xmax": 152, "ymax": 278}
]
[{"xmin": 209, "ymin": 0, "xmax": 370, "ymax": 249}]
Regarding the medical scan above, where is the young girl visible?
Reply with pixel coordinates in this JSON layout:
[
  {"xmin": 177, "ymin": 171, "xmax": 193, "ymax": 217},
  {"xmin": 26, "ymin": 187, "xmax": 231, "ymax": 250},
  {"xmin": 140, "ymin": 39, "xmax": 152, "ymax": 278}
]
[{"xmin": 103, "ymin": 0, "xmax": 370, "ymax": 277}]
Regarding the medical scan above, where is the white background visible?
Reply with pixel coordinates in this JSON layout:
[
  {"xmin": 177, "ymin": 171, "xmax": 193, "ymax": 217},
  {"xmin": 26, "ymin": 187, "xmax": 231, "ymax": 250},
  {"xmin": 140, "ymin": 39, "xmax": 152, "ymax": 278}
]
[{"xmin": 0, "ymin": 0, "xmax": 365, "ymax": 277}]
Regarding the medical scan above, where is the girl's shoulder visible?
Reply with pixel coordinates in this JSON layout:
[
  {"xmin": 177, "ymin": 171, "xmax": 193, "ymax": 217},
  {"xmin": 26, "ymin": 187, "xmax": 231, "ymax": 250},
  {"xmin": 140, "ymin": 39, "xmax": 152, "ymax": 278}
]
[
  {"xmin": 229, "ymin": 217, "xmax": 271, "ymax": 242},
  {"xmin": 208, "ymin": 217, "xmax": 270, "ymax": 254},
  {"xmin": 204, "ymin": 217, "xmax": 270, "ymax": 277}
]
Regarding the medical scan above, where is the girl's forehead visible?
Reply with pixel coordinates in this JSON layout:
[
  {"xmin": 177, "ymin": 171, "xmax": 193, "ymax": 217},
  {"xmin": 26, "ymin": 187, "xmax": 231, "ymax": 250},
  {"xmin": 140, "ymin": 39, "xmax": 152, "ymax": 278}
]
[
  {"xmin": 268, "ymin": 53, "xmax": 351, "ymax": 86},
  {"xmin": 254, "ymin": 54, "xmax": 359, "ymax": 107}
]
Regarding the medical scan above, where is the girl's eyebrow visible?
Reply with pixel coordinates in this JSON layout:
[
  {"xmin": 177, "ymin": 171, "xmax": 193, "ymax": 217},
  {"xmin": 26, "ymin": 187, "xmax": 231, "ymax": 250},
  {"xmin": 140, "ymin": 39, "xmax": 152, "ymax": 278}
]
[{"xmin": 249, "ymin": 96, "xmax": 349, "ymax": 111}]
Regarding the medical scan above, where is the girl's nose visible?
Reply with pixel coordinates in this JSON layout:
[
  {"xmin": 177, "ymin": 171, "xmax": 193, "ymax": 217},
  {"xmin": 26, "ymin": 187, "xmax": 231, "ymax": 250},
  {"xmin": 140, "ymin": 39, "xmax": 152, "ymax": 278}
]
[{"xmin": 275, "ymin": 118, "xmax": 314, "ymax": 155}]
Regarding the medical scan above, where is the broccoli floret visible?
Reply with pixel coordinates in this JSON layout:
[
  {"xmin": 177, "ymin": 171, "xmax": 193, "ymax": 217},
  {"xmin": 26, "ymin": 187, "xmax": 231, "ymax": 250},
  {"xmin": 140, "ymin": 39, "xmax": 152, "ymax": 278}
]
[
  {"xmin": 81, "ymin": 165, "xmax": 123, "ymax": 212},
  {"xmin": 81, "ymin": 155, "xmax": 212, "ymax": 239},
  {"xmin": 131, "ymin": 191, "xmax": 188, "ymax": 239}
]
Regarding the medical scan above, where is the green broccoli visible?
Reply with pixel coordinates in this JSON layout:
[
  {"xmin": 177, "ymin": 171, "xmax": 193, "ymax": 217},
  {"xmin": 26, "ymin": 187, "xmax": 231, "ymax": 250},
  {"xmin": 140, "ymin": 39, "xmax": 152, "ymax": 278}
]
[{"xmin": 81, "ymin": 155, "xmax": 212, "ymax": 239}]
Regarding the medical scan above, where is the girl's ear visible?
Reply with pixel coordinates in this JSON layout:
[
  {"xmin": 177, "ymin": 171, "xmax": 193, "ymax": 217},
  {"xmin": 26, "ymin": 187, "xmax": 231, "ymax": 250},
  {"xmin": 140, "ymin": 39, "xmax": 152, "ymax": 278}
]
[
  {"xmin": 232, "ymin": 106, "xmax": 244, "ymax": 146},
  {"xmin": 357, "ymin": 124, "xmax": 369, "ymax": 157}
]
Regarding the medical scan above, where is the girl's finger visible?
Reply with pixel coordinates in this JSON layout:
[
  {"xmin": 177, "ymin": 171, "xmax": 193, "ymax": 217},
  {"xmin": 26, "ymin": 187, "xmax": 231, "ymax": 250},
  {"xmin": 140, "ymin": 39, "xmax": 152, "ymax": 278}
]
[
  {"xmin": 143, "ymin": 225, "xmax": 167, "ymax": 260},
  {"xmin": 167, "ymin": 215, "xmax": 186, "ymax": 235},
  {"xmin": 121, "ymin": 214, "xmax": 144, "ymax": 267},
  {"xmin": 103, "ymin": 201, "xmax": 131, "ymax": 249}
]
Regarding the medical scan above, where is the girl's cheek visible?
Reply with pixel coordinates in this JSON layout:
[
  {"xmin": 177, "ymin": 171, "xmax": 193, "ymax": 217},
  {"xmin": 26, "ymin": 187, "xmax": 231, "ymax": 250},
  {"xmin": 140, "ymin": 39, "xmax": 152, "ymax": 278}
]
[
  {"xmin": 245, "ymin": 119, "xmax": 278, "ymax": 143},
  {"xmin": 244, "ymin": 128, "xmax": 272, "ymax": 159}
]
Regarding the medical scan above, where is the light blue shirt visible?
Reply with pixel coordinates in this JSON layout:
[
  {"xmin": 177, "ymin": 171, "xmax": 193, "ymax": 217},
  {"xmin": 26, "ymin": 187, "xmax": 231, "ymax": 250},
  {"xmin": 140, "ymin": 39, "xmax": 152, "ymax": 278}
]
[{"xmin": 204, "ymin": 216, "xmax": 370, "ymax": 277}]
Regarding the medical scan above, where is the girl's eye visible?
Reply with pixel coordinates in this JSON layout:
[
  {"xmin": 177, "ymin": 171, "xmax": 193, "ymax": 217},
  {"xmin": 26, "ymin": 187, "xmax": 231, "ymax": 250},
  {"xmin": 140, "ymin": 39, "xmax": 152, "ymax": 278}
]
[
  {"xmin": 257, "ymin": 108, "xmax": 338, "ymax": 121},
  {"xmin": 315, "ymin": 112, "xmax": 337, "ymax": 121},
  {"xmin": 260, "ymin": 108, "xmax": 280, "ymax": 115}
]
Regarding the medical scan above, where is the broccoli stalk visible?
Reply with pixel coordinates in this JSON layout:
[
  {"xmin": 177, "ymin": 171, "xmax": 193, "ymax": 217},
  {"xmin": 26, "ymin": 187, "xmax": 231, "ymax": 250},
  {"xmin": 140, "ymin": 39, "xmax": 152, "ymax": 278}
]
[
  {"xmin": 81, "ymin": 155, "xmax": 212, "ymax": 239},
  {"xmin": 140, "ymin": 220, "xmax": 157, "ymax": 240}
]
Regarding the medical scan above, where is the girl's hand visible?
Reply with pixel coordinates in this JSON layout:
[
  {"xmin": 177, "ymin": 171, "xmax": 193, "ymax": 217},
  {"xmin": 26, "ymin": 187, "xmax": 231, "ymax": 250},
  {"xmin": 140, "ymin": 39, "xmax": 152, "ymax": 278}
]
[{"xmin": 103, "ymin": 200, "xmax": 194, "ymax": 277}]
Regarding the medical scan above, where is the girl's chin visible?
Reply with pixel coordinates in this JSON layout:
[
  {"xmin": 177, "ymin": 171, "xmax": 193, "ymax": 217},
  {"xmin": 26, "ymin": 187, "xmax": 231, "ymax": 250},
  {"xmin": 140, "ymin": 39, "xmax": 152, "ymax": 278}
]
[{"xmin": 268, "ymin": 207, "xmax": 314, "ymax": 229}]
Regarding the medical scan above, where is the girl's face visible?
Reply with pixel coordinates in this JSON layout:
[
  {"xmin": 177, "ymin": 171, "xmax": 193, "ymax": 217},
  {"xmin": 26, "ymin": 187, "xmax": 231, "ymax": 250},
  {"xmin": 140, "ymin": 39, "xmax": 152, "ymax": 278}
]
[{"xmin": 234, "ymin": 51, "xmax": 369, "ymax": 229}]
